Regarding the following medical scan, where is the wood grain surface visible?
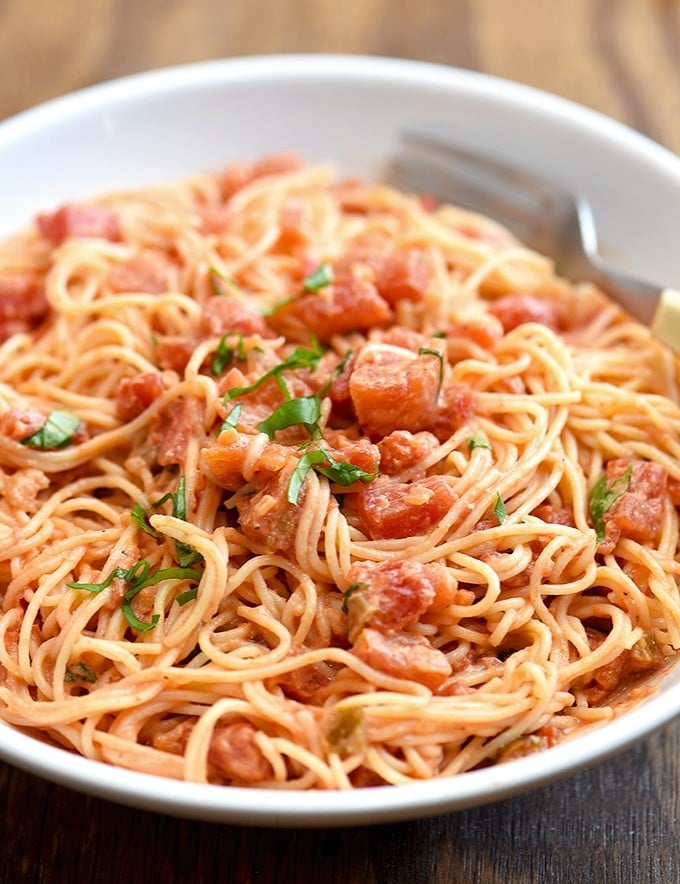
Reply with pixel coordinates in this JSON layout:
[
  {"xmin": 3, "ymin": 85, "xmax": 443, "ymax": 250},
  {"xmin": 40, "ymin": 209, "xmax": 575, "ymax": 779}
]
[{"xmin": 1, "ymin": 2, "xmax": 680, "ymax": 882}]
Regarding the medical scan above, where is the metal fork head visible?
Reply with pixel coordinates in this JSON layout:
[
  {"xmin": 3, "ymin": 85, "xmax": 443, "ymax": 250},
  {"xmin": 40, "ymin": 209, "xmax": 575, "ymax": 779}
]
[
  {"xmin": 384, "ymin": 129, "xmax": 664, "ymax": 326},
  {"xmin": 385, "ymin": 129, "xmax": 589, "ymax": 276}
]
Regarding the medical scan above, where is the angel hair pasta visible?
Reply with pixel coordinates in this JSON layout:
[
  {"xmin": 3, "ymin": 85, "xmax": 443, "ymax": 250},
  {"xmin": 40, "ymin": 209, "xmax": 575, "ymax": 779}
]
[{"xmin": 0, "ymin": 154, "xmax": 679, "ymax": 789}]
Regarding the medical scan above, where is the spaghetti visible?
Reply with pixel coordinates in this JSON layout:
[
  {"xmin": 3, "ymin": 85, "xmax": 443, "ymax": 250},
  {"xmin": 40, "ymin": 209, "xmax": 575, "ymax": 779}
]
[{"xmin": 0, "ymin": 154, "xmax": 679, "ymax": 789}]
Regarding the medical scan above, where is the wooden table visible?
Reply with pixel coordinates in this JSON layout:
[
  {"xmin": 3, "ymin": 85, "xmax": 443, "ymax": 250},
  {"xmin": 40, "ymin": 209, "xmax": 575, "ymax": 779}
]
[{"xmin": 1, "ymin": 2, "xmax": 680, "ymax": 881}]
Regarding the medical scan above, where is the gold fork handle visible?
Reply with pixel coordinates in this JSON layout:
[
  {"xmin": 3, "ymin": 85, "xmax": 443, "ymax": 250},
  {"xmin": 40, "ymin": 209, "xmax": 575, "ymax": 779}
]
[
  {"xmin": 586, "ymin": 257, "xmax": 680, "ymax": 354},
  {"xmin": 651, "ymin": 289, "xmax": 680, "ymax": 354}
]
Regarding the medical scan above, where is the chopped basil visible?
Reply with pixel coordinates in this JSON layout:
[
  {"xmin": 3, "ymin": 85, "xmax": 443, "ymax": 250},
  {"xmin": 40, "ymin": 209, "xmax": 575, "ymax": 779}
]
[
  {"xmin": 317, "ymin": 348, "xmax": 353, "ymax": 398},
  {"xmin": 130, "ymin": 502, "xmax": 163, "ymax": 538},
  {"xmin": 315, "ymin": 459, "xmax": 377, "ymax": 486},
  {"xmin": 467, "ymin": 435, "xmax": 492, "ymax": 452},
  {"xmin": 131, "ymin": 477, "xmax": 203, "ymax": 568},
  {"xmin": 341, "ymin": 581, "xmax": 368, "ymax": 614},
  {"xmin": 167, "ymin": 477, "xmax": 203, "ymax": 567},
  {"xmin": 287, "ymin": 449, "xmax": 330, "ymax": 504},
  {"xmin": 20, "ymin": 410, "xmax": 80, "ymax": 450},
  {"xmin": 259, "ymin": 295, "xmax": 298, "ymax": 317},
  {"xmin": 223, "ymin": 339, "xmax": 324, "ymax": 403},
  {"xmin": 68, "ymin": 561, "xmax": 203, "ymax": 596},
  {"xmin": 418, "ymin": 346, "xmax": 444, "ymax": 393},
  {"xmin": 128, "ymin": 563, "xmax": 203, "ymax": 595},
  {"xmin": 173, "ymin": 515, "xmax": 199, "ymax": 567},
  {"xmin": 120, "ymin": 603, "xmax": 160, "ymax": 633},
  {"xmin": 493, "ymin": 492, "xmax": 507, "ymax": 523},
  {"xmin": 287, "ymin": 447, "xmax": 377, "ymax": 504},
  {"xmin": 257, "ymin": 396, "xmax": 323, "ymax": 440},
  {"xmin": 68, "ymin": 560, "xmax": 202, "ymax": 632},
  {"xmin": 303, "ymin": 262, "xmax": 334, "ymax": 292},
  {"xmin": 244, "ymin": 347, "xmax": 352, "ymax": 442},
  {"xmin": 209, "ymin": 266, "xmax": 238, "ymax": 296},
  {"xmin": 66, "ymin": 568, "xmax": 122, "ymax": 594},
  {"xmin": 211, "ymin": 331, "xmax": 245, "ymax": 375},
  {"xmin": 218, "ymin": 403, "xmax": 242, "ymax": 435},
  {"xmin": 176, "ymin": 587, "xmax": 198, "ymax": 606},
  {"xmin": 64, "ymin": 662, "xmax": 97, "ymax": 684},
  {"xmin": 589, "ymin": 465, "xmax": 633, "ymax": 543},
  {"xmin": 171, "ymin": 476, "xmax": 189, "ymax": 521}
]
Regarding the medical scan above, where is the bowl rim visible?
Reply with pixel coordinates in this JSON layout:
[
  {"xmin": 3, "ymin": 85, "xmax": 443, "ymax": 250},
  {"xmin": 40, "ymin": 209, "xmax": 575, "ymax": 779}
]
[
  {"xmin": 2, "ymin": 53, "xmax": 679, "ymax": 173},
  {"xmin": 1, "ymin": 53, "xmax": 680, "ymax": 827}
]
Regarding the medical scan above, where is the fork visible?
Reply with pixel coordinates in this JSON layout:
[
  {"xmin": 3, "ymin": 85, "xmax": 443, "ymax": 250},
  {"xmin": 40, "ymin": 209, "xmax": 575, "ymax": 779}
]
[{"xmin": 386, "ymin": 129, "xmax": 680, "ymax": 351}]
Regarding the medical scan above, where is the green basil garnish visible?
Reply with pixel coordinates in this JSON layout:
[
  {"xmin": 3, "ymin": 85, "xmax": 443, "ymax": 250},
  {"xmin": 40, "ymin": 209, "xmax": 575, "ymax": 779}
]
[
  {"xmin": 20, "ymin": 410, "xmax": 80, "ymax": 450},
  {"xmin": 211, "ymin": 331, "xmax": 246, "ymax": 375},
  {"xmin": 218, "ymin": 403, "xmax": 243, "ymax": 435},
  {"xmin": 257, "ymin": 396, "xmax": 323, "ymax": 441},
  {"xmin": 287, "ymin": 447, "xmax": 377, "ymax": 504},
  {"xmin": 341, "ymin": 581, "xmax": 368, "ymax": 614},
  {"xmin": 68, "ymin": 560, "xmax": 203, "ymax": 633},
  {"xmin": 223, "ymin": 339, "xmax": 324, "ymax": 403},
  {"xmin": 589, "ymin": 465, "xmax": 633, "ymax": 543},
  {"xmin": 467, "ymin": 435, "xmax": 492, "ymax": 452},
  {"xmin": 303, "ymin": 262, "xmax": 334, "ymax": 292},
  {"xmin": 418, "ymin": 346, "xmax": 444, "ymax": 393},
  {"xmin": 493, "ymin": 492, "xmax": 507, "ymax": 523}
]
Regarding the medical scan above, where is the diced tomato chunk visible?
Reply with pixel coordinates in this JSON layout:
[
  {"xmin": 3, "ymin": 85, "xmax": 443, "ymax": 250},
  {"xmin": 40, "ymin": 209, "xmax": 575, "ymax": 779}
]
[
  {"xmin": 669, "ymin": 476, "xmax": 680, "ymax": 506},
  {"xmin": 155, "ymin": 335, "xmax": 197, "ymax": 373},
  {"xmin": 115, "ymin": 373, "xmax": 166, "ymax": 422},
  {"xmin": 274, "ymin": 658, "xmax": 339, "ymax": 703},
  {"xmin": 218, "ymin": 153, "xmax": 302, "ymax": 200},
  {"xmin": 532, "ymin": 504, "xmax": 576, "ymax": 526},
  {"xmin": 0, "ymin": 407, "xmax": 46, "ymax": 441},
  {"xmin": 236, "ymin": 461, "xmax": 303, "ymax": 553},
  {"xmin": 581, "ymin": 628, "xmax": 664, "ymax": 704},
  {"xmin": 489, "ymin": 293, "xmax": 565, "ymax": 333},
  {"xmin": 352, "ymin": 627, "xmax": 452, "ymax": 689},
  {"xmin": 599, "ymin": 458, "xmax": 667, "ymax": 554},
  {"xmin": 108, "ymin": 249, "xmax": 173, "ymax": 294},
  {"xmin": 374, "ymin": 248, "xmax": 431, "ymax": 305},
  {"xmin": 535, "ymin": 723, "xmax": 562, "ymax": 748},
  {"xmin": 323, "ymin": 431, "xmax": 380, "ymax": 477},
  {"xmin": 202, "ymin": 430, "xmax": 291, "ymax": 491},
  {"xmin": 208, "ymin": 722, "xmax": 273, "ymax": 784},
  {"xmin": 378, "ymin": 430, "xmax": 439, "ymax": 476},
  {"xmin": 357, "ymin": 476, "xmax": 457, "ymax": 540},
  {"xmin": 309, "ymin": 350, "xmax": 357, "ymax": 407},
  {"xmin": 149, "ymin": 399, "xmax": 195, "ymax": 466},
  {"xmin": 37, "ymin": 204, "xmax": 121, "ymax": 244},
  {"xmin": 2, "ymin": 467, "xmax": 50, "ymax": 513},
  {"xmin": 429, "ymin": 382, "xmax": 477, "ymax": 441},
  {"xmin": 446, "ymin": 319, "xmax": 502, "ymax": 351},
  {"xmin": 201, "ymin": 296, "xmax": 274, "ymax": 339},
  {"xmin": 349, "ymin": 351, "xmax": 440, "ymax": 439},
  {"xmin": 378, "ymin": 326, "xmax": 430, "ymax": 352},
  {"xmin": 345, "ymin": 560, "xmax": 456, "ymax": 640},
  {"xmin": 0, "ymin": 275, "xmax": 49, "ymax": 341},
  {"xmin": 294, "ymin": 271, "xmax": 392, "ymax": 339},
  {"xmin": 0, "ymin": 275, "xmax": 48, "ymax": 320},
  {"xmin": 151, "ymin": 718, "xmax": 192, "ymax": 755}
]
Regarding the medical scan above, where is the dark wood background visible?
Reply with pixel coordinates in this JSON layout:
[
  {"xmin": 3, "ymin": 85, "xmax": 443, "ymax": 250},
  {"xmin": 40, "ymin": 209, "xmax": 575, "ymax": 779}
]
[{"xmin": 1, "ymin": 1, "xmax": 680, "ymax": 881}]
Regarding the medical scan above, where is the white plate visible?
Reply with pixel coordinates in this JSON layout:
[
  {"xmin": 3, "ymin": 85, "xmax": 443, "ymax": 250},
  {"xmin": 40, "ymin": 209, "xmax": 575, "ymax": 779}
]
[{"xmin": 1, "ymin": 54, "xmax": 680, "ymax": 827}]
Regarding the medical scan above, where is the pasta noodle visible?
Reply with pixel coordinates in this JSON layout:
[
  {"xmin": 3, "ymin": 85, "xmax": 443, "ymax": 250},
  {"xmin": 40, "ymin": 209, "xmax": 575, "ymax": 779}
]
[{"xmin": 1, "ymin": 153, "xmax": 679, "ymax": 789}]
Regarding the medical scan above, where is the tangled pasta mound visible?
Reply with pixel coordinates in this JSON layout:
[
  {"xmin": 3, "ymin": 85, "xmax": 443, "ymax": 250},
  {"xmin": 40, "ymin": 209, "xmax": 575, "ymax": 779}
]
[{"xmin": 0, "ymin": 154, "xmax": 679, "ymax": 789}]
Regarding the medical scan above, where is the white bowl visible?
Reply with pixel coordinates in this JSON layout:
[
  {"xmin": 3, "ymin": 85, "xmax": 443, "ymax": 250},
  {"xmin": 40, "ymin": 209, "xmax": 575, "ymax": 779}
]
[{"xmin": 1, "ymin": 54, "xmax": 680, "ymax": 827}]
